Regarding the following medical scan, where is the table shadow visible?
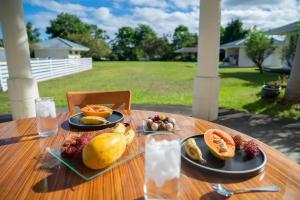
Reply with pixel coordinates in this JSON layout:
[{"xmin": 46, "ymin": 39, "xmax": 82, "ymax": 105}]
[
  {"xmin": 33, "ymin": 165, "xmax": 86, "ymax": 193},
  {"xmin": 200, "ymin": 191, "xmax": 230, "ymax": 200},
  {"xmin": 0, "ymin": 133, "xmax": 42, "ymax": 147}
]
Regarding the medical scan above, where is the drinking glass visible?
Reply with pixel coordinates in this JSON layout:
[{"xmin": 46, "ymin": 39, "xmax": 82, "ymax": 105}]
[
  {"xmin": 144, "ymin": 133, "xmax": 181, "ymax": 200},
  {"xmin": 35, "ymin": 97, "xmax": 58, "ymax": 137}
]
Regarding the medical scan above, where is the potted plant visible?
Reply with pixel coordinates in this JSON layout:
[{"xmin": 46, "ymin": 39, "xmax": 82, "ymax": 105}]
[{"xmin": 261, "ymin": 81, "xmax": 282, "ymax": 99}]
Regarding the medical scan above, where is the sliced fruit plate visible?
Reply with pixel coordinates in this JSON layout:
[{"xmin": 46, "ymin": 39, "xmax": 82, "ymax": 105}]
[{"xmin": 181, "ymin": 130, "xmax": 267, "ymax": 177}]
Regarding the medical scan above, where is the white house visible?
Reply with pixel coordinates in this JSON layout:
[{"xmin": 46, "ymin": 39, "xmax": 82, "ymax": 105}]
[
  {"xmin": 0, "ymin": 47, "xmax": 6, "ymax": 61},
  {"xmin": 175, "ymin": 38, "xmax": 285, "ymax": 68},
  {"xmin": 267, "ymin": 21, "xmax": 299, "ymax": 69},
  {"xmin": 220, "ymin": 38, "xmax": 285, "ymax": 68},
  {"xmin": 34, "ymin": 37, "xmax": 89, "ymax": 59}
]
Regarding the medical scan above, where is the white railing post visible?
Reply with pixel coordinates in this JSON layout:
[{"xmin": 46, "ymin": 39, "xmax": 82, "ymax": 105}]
[{"xmin": 49, "ymin": 58, "xmax": 53, "ymax": 78}]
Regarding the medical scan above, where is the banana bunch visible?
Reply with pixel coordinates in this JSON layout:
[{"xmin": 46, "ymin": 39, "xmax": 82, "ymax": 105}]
[
  {"xmin": 80, "ymin": 116, "xmax": 108, "ymax": 125},
  {"xmin": 184, "ymin": 138, "xmax": 206, "ymax": 164},
  {"xmin": 112, "ymin": 123, "xmax": 135, "ymax": 144}
]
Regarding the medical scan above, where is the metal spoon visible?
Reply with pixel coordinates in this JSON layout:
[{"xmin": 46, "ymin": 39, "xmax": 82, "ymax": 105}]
[{"xmin": 212, "ymin": 184, "xmax": 279, "ymax": 197}]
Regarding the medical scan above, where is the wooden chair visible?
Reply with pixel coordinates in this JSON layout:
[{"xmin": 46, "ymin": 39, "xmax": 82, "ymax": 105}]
[{"xmin": 66, "ymin": 90, "xmax": 131, "ymax": 114}]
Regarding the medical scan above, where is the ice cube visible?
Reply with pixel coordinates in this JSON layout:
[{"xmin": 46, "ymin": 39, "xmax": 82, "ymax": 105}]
[
  {"xmin": 168, "ymin": 147, "xmax": 180, "ymax": 166},
  {"xmin": 36, "ymin": 104, "xmax": 50, "ymax": 117},
  {"xmin": 155, "ymin": 171, "xmax": 167, "ymax": 187},
  {"xmin": 49, "ymin": 103, "xmax": 56, "ymax": 118}
]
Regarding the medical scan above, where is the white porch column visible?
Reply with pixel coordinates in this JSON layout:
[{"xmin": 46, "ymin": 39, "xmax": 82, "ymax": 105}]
[
  {"xmin": 192, "ymin": 0, "xmax": 221, "ymax": 121},
  {"xmin": 0, "ymin": 0, "xmax": 39, "ymax": 119}
]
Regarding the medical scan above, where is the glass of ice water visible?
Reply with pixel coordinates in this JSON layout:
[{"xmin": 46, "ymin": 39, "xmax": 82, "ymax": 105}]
[
  {"xmin": 35, "ymin": 97, "xmax": 58, "ymax": 137},
  {"xmin": 144, "ymin": 133, "xmax": 181, "ymax": 200}
]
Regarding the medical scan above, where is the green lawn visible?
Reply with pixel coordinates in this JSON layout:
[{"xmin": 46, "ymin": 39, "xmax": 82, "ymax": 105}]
[{"xmin": 1, "ymin": 61, "xmax": 299, "ymax": 119}]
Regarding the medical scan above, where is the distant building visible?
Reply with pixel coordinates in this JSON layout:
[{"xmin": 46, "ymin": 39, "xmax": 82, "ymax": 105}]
[
  {"xmin": 174, "ymin": 47, "xmax": 197, "ymax": 53},
  {"xmin": 34, "ymin": 37, "xmax": 89, "ymax": 59},
  {"xmin": 267, "ymin": 21, "xmax": 299, "ymax": 69},
  {"xmin": 220, "ymin": 38, "xmax": 285, "ymax": 68}
]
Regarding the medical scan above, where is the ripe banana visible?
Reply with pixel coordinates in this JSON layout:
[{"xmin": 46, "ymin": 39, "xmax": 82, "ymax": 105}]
[
  {"xmin": 184, "ymin": 138, "xmax": 206, "ymax": 164},
  {"xmin": 113, "ymin": 123, "xmax": 135, "ymax": 144},
  {"xmin": 112, "ymin": 123, "xmax": 126, "ymax": 134},
  {"xmin": 124, "ymin": 128, "xmax": 135, "ymax": 144},
  {"xmin": 80, "ymin": 116, "xmax": 108, "ymax": 125}
]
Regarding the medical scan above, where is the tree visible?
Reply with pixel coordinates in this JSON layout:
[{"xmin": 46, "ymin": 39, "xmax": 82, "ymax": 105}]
[
  {"xmin": 91, "ymin": 25, "xmax": 109, "ymax": 41},
  {"xmin": 172, "ymin": 25, "xmax": 197, "ymax": 50},
  {"xmin": 26, "ymin": 22, "xmax": 40, "ymax": 43},
  {"xmin": 141, "ymin": 36, "xmax": 172, "ymax": 60},
  {"xmin": 68, "ymin": 33, "xmax": 111, "ymax": 60},
  {"xmin": 282, "ymin": 34, "xmax": 298, "ymax": 68},
  {"xmin": 220, "ymin": 26, "xmax": 225, "ymax": 43},
  {"xmin": 46, "ymin": 13, "xmax": 111, "ymax": 60},
  {"xmin": 245, "ymin": 29, "xmax": 276, "ymax": 73},
  {"xmin": 112, "ymin": 27, "xmax": 136, "ymax": 60},
  {"xmin": 46, "ymin": 13, "xmax": 91, "ymax": 39},
  {"xmin": 221, "ymin": 19, "xmax": 248, "ymax": 44},
  {"xmin": 26, "ymin": 22, "xmax": 40, "ymax": 57},
  {"xmin": 219, "ymin": 26, "xmax": 226, "ymax": 61},
  {"xmin": 134, "ymin": 24, "xmax": 156, "ymax": 46},
  {"xmin": 285, "ymin": 38, "xmax": 300, "ymax": 102},
  {"xmin": 134, "ymin": 24, "xmax": 157, "ymax": 59},
  {"xmin": 0, "ymin": 39, "xmax": 3, "ymax": 47},
  {"xmin": 285, "ymin": 22, "xmax": 300, "ymax": 102}
]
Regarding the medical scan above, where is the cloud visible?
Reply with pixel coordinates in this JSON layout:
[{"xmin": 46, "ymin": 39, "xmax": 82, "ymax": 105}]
[
  {"xmin": 25, "ymin": 0, "xmax": 300, "ymax": 40},
  {"xmin": 223, "ymin": 0, "xmax": 284, "ymax": 7},
  {"xmin": 221, "ymin": 0, "xmax": 300, "ymax": 29},
  {"xmin": 28, "ymin": 0, "xmax": 92, "ymax": 17},
  {"xmin": 93, "ymin": 7, "xmax": 112, "ymax": 21},
  {"xmin": 129, "ymin": 0, "xmax": 168, "ymax": 8},
  {"xmin": 171, "ymin": 0, "xmax": 199, "ymax": 9},
  {"xmin": 26, "ymin": 11, "xmax": 56, "ymax": 30},
  {"xmin": 131, "ymin": 7, "xmax": 198, "ymax": 34}
]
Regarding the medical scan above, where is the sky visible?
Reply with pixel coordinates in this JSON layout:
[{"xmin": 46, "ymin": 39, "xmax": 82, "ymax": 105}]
[{"xmin": 1, "ymin": 0, "xmax": 300, "ymax": 40}]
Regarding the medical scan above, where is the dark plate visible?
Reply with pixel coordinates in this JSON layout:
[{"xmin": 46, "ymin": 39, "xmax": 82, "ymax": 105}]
[
  {"xmin": 181, "ymin": 134, "xmax": 267, "ymax": 177},
  {"xmin": 68, "ymin": 111, "xmax": 124, "ymax": 130}
]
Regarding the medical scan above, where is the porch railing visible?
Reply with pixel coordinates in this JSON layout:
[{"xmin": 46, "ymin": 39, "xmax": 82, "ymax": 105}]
[{"xmin": 0, "ymin": 57, "xmax": 92, "ymax": 92}]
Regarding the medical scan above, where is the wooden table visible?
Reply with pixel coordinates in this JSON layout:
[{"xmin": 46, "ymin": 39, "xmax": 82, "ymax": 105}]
[{"xmin": 0, "ymin": 110, "xmax": 299, "ymax": 200}]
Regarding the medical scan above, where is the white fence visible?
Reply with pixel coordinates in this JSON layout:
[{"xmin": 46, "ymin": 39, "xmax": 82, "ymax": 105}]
[{"xmin": 0, "ymin": 58, "xmax": 92, "ymax": 92}]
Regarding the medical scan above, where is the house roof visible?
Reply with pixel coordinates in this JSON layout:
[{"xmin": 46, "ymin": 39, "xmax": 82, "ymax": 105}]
[
  {"xmin": 220, "ymin": 38, "xmax": 285, "ymax": 49},
  {"xmin": 37, "ymin": 37, "xmax": 89, "ymax": 51},
  {"xmin": 220, "ymin": 39, "xmax": 245, "ymax": 49},
  {"xmin": 174, "ymin": 47, "xmax": 197, "ymax": 53},
  {"xmin": 175, "ymin": 35, "xmax": 286, "ymax": 52},
  {"xmin": 266, "ymin": 21, "xmax": 300, "ymax": 35}
]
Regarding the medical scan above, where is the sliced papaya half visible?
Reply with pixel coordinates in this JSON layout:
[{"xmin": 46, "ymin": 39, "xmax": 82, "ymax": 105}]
[
  {"xmin": 81, "ymin": 105, "xmax": 113, "ymax": 118},
  {"xmin": 204, "ymin": 129, "xmax": 235, "ymax": 160}
]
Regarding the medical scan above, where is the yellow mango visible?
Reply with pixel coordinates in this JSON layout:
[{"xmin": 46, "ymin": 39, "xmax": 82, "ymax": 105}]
[{"xmin": 82, "ymin": 132, "xmax": 127, "ymax": 169}]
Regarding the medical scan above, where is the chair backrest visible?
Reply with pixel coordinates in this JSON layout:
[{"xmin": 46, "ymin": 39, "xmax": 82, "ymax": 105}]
[{"xmin": 66, "ymin": 90, "xmax": 131, "ymax": 114}]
